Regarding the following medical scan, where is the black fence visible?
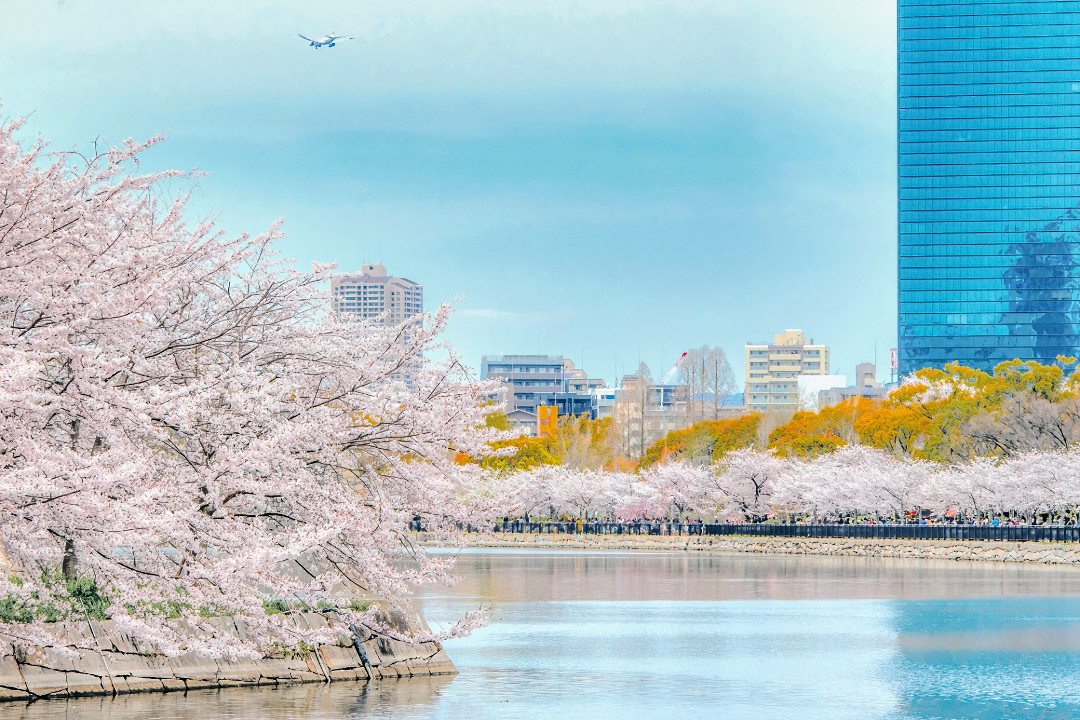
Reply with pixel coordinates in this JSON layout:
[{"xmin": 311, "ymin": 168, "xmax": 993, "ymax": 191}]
[
  {"xmin": 483, "ymin": 520, "xmax": 1080, "ymax": 543},
  {"xmin": 706, "ymin": 523, "xmax": 1080, "ymax": 543},
  {"xmin": 493, "ymin": 520, "xmax": 706, "ymax": 536}
]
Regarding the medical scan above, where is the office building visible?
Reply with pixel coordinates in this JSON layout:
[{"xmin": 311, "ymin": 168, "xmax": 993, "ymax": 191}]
[
  {"xmin": 899, "ymin": 1, "xmax": 1080, "ymax": 374},
  {"xmin": 744, "ymin": 329, "xmax": 830, "ymax": 412},
  {"xmin": 330, "ymin": 264, "xmax": 423, "ymax": 324}
]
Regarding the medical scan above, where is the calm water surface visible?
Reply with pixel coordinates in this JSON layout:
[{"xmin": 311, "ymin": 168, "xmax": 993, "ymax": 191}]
[{"xmin": 10, "ymin": 549, "xmax": 1080, "ymax": 719}]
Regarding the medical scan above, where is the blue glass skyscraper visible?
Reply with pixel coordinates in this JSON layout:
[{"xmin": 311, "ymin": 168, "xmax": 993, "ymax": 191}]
[{"xmin": 898, "ymin": 0, "xmax": 1080, "ymax": 376}]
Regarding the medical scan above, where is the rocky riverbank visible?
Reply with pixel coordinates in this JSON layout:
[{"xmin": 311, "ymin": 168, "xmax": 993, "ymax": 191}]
[
  {"xmin": 0, "ymin": 612, "xmax": 454, "ymax": 701},
  {"xmin": 446, "ymin": 533, "xmax": 1080, "ymax": 565}
]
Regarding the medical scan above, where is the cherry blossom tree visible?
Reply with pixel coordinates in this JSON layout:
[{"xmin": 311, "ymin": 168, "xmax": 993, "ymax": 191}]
[
  {"xmin": 801, "ymin": 445, "xmax": 933, "ymax": 520},
  {"xmin": 0, "ymin": 119, "xmax": 502, "ymax": 657},
  {"xmin": 710, "ymin": 449, "xmax": 790, "ymax": 521},
  {"xmin": 489, "ymin": 466, "xmax": 562, "ymax": 519},
  {"xmin": 937, "ymin": 457, "xmax": 1004, "ymax": 521},
  {"xmin": 637, "ymin": 462, "xmax": 711, "ymax": 519},
  {"xmin": 479, "ymin": 445, "xmax": 1080, "ymax": 527},
  {"xmin": 992, "ymin": 450, "xmax": 1080, "ymax": 523},
  {"xmin": 613, "ymin": 481, "xmax": 665, "ymax": 521}
]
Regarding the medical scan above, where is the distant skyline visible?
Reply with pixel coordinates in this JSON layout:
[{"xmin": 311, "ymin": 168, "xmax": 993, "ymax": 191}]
[{"xmin": 1, "ymin": 0, "xmax": 897, "ymax": 386}]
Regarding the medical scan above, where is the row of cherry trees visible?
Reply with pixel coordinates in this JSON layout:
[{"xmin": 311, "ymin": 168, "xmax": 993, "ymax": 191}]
[
  {"xmin": 0, "ymin": 120, "xmax": 502, "ymax": 656},
  {"xmin": 474, "ymin": 445, "xmax": 1080, "ymax": 524}
]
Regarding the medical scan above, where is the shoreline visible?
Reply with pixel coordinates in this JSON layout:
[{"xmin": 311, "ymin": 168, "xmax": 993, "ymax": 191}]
[
  {"xmin": 431, "ymin": 533, "xmax": 1080, "ymax": 565},
  {"xmin": 0, "ymin": 613, "xmax": 454, "ymax": 702}
]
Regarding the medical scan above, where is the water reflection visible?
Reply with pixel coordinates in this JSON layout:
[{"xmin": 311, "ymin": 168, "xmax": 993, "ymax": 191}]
[
  {"xmin": 4, "ymin": 676, "xmax": 452, "ymax": 720},
  {"xmin": 426, "ymin": 548, "xmax": 1080, "ymax": 603},
  {"xmin": 13, "ymin": 550, "xmax": 1080, "ymax": 720}
]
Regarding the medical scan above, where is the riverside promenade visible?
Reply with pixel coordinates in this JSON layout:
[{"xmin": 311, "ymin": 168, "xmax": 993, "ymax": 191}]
[
  {"xmin": 438, "ymin": 526, "xmax": 1080, "ymax": 566},
  {"xmin": 487, "ymin": 520, "xmax": 1080, "ymax": 543}
]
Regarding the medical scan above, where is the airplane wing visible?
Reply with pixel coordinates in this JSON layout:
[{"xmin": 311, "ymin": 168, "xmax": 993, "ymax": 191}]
[{"xmin": 297, "ymin": 34, "xmax": 318, "ymax": 43}]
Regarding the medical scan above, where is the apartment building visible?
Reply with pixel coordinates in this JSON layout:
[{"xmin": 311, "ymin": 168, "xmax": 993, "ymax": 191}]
[
  {"xmin": 744, "ymin": 329, "xmax": 830, "ymax": 412},
  {"xmin": 330, "ymin": 264, "xmax": 423, "ymax": 324}
]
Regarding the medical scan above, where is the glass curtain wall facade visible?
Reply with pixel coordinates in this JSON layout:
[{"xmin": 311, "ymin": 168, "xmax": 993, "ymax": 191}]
[{"xmin": 899, "ymin": 0, "xmax": 1080, "ymax": 375}]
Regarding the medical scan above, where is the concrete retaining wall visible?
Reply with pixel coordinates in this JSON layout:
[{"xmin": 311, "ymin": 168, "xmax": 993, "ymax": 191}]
[
  {"xmin": 454, "ymin": 532, "xmax": 1080, "ymax": 564},
  {"xmin": 0, "ymin": 612, "xmax": 454, "ymax": 701}
]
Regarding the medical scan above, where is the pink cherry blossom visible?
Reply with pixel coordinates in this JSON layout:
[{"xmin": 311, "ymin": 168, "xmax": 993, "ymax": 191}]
[{"xmin": 0, "ymin": 119, "xmax": 503, "ymax": 658}]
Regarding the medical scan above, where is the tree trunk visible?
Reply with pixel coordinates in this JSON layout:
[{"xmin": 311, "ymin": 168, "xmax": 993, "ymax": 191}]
[{"xmin": 61, "ymin": 537, "xmax": 77, "ymax": 582}]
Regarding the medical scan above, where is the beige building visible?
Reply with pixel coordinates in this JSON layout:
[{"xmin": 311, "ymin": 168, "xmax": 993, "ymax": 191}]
[
  {"xmin": 330, "ymin": 264, "xmax": 423, "ymax": 324},
  {"xmin": 744, "ymin": 329, "xmax": 830, "ymax": 412}
]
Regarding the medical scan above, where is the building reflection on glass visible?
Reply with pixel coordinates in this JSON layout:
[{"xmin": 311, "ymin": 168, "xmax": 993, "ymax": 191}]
[{"xmin": 1003, "ymin": 219, "xmax": 1079, "ymax": 364}]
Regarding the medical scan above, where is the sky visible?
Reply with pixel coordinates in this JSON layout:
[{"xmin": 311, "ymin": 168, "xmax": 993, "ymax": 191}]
[{"xmin": 1, "ymin": 0, "xmax": 897, "ymax": 387}]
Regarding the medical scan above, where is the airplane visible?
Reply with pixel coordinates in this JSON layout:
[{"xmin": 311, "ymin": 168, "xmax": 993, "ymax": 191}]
[{"xmin": 298, "ymin": 32, "xmax": 354, "ymax": 49}]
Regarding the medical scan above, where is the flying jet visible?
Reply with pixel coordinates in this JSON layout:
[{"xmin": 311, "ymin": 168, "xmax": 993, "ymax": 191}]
[{"xmin": 298, "ymin": 32, "xmax": 354, "ymax": 49}]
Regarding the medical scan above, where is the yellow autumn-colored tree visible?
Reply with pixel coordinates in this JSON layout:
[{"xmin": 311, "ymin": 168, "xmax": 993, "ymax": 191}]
[
  {"xmin": 550, "ymin": 414, "xmax": 617, "ymax": 470},
  {"xmin": 765, "ymin": 359, "xmax": 1080, "ymax": 463},
  {"xmin": 475, "ymin": 359, "xmax": 1080, "ymax": 471},
  {"xmin": 851, "ymin": 401, "xmax": 929, "ymax": 457},
  {"xmin": 478, "ymin": 436, "xmax": 561, "ymax": 471},
  {"xmin": 961, "ymin": 357, "xmax": 1080, "ymax": 457},
  {"xmin": 470, "ymin": 413, "xmax": 620, "ymax": 471},
  {"xmin": 859, "ymin": 360, "xmax": 1079, "ymax": 462},
  {"xmin": 767, "ymin": 397, "xmax": 878, "ymax": 459},
  {"xmin": 764, "ymin": 364, "xmax": 998, "ymax": 462},
  {"xmin": 638, "ymin": 414, "xmax": 760, "ymax": 468}
]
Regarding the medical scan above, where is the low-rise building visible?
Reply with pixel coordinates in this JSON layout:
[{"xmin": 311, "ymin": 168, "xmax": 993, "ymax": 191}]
[
  {"xmin": 589, "ymin": 386, "xmax": 618, "ymax": 419},
  {"xmin": 797, "ymin": 374, "xmax": 848, "ymax": 412},
  {"xmin": 611, "ymin": 376, "xmax": 693, "ymax": 456},
  {"xmin": 481, "ymin": 354, "xmax": 606, "ymax": 436},
  {"xmin": 818, "ymin": 363, "xmax": 889, "ymax": 408}
]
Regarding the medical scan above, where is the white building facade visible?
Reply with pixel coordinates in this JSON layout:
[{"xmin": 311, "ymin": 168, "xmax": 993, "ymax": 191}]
[{"xmin": 330, "ymin": 264, "xmax": 423, "ymax": 324}]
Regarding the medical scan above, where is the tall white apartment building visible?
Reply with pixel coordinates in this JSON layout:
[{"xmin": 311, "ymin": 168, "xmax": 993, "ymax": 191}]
[
  {"xmin": 744, "ymin": 329, "xmax": 830, "ymax": 412},
  {"xmin": 330, "ymin": 264, "xmax": 423, "ymax": 324}
]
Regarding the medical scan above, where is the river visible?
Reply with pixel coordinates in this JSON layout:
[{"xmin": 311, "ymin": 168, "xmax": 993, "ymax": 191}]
[{"xmin": 8, "ymin": 548, "xmax": 1080, "ymax": 719}]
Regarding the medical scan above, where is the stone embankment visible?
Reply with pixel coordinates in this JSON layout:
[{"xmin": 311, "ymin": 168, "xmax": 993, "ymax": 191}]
[
  {"xmin": 0, "ymin": 612, "xmax": 454, "ymax": 701},
  {"xmin": 451, "ymin": 533, "xmax": 1080, "ymax": 565}
]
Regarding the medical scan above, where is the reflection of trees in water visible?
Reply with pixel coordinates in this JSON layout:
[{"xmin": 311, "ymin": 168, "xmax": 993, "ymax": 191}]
[
  {"xmin": 1002, "ymin": 205, "xmax": 1080, "ymax": 363},
  {"xmin": 6, "ymin": 677, "xmax": 453, "ymax": 720}
]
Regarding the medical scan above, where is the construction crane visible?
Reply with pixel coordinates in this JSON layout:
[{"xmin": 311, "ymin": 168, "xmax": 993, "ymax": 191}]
[
  {"xmin": 658, "ymin": 351, "xmax": 689, "ymax": 462},
  {"xmin": 661, "ymin": 351, "xmax": 688, "ymax": 385}
]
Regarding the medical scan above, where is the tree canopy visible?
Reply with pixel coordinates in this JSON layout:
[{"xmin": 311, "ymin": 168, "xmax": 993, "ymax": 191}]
[
  {"xmin": 762, "ymin": 359, "xmax": 1080, "ymax": 463},
  {"xmin": 639, "ymin": 414, "xmax": 760, "ymax": 467}
]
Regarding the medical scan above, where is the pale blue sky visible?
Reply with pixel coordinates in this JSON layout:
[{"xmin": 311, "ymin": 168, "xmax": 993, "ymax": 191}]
[{"xmin": 1, "ymin": 0, "xmax": 897, "ymax": 386}]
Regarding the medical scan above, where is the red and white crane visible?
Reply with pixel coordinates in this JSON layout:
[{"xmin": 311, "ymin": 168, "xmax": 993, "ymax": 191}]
[{"xmin": 661, "ymin": 351, "xmax": 688, "ymax": 384}]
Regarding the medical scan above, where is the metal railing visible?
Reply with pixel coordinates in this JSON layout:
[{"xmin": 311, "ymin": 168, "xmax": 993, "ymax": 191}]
[
  {"xmin": 491, "ymin": 520, "xmax": 707, "ymax": 536},
  {"xmin": 702, "ymin": 523, "xmax": 1080, "ymax": 543},
  {"xmin": 472, "ymin": 520, "xmax": 1080, "ymax": 543}
]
